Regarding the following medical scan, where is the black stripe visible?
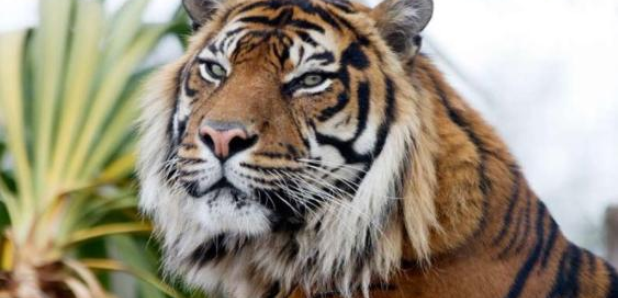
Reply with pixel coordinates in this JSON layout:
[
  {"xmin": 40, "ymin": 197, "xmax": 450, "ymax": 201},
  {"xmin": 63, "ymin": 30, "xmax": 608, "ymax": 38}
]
[
  {"xmin": 178, "ymin": 157, "xmax": 206, "ymax": 164},
  {"xmin": 493, "ymin": 173, "xmax": 521, "ymax": 244},
  {"xmin": 607, "ymin": 262, "xmax": 618, "ymax": 298},
  {"xmin": 584, "ymin": 249, "xmax": 597, "ymax": 275},
  {"xmin": 294, "ymin": 30, "xmax": 318, "ymax": 46},
  {"xmin": 263, "ymin": 282, "xmax": 281, "ymax": 298},
  {"xmin": 231, "ymin": 30, "xmax": 272, "ymax": 61},
  {"xmin": 311, "ymin": 77, "xmax": 377, "ymax": 164},
  {"xmin": 318, "ymin": 92, "xmax": 350, "ymax": 122},
  {"xmin": 540, "ymin": 217, "xmax": 559, "ymax": 269},
  {"xmin": 181, "ymin": 179, "xmax": 206, "ymax": 198},
  {"xmin": 239, "ymin": 162, "xmax": 303, "ymax": 173},
  {"xmin": 221, "ymin": 27, "xmax": 246, "ymax": 51},
  {"xmin": 353, "ymin": 81, "xmax": 371, "ymax": 140},
  {"xmin": 164, "ymin": 150, "xmax": 179, "ymax": 185},
  {"xmin": 396, "ymin": 138, "xmax": 415, "ymax": 200},
  {"xmin": 207, "ymin": 43, "xmax": 217, "ymax": 53},
  {"xmin": 238, "ymin": 15, "xmax": 325, "ymax": 34},
  {"xmin": 298, "ymin": 45, "xmax": 306, "ymax": 62},
  {"xmin": 313, "ymin": 6, "xmax": 342, "ymax": 30},
  {"xmin": 497, "ymin": 197, "xmax": 525, "ymax": 259},
  {"xmin": 341, "ymin": 42, "xmax": 369, "ymax": 70},
  {"xmin": 371, "ymin": 77, "xmax": 396, "ymax": 158},
  {"xmin": 259, "ymin": 189, "xmax": 307, "ymax": 232},
  {"xmin": 513, "ymin": 189, "xmax": 533, "ymax": 254},
  {"xmin": 270, "ymin": 31, "xmax": 293, "ymax": 67},
  {"xmin": 163, "ymin": 68, "xmax": 185, "ymax": 184},
  {"xmin": 504, "ymin": 202, "xmax": 547, "ymax": 298},
  {"xmin": 548, "ymin": 244, "xmax": 582, "ymax": 298},
  {"xmin": 183, "ymin": 69, "xmax": 198, "ymax": 97},
  {"xmin": 254, "ymin": 151, "xmax": 296, "ymax": 161},
  {"xmin": 177, "ymin": 116, "xmax": 188, "ymax": 140},
  {"xmin": 238, "ymin": 173, "xmax": 279, "ymax": 186},
  {"xmin": 189, "ymin": 234, "xmax": 228, "ymax": 267},
  {"xmin": 325, "ymin": 0, "xmax": 354, "ymax": 13},
  {"xmin": 314, "ymin": 78, "xmax": 387, "ymax": 198},
  {"xmin": 337, "ymin": 61, "xmax": 351, "ymax": 90},
  {"xmin": 178, "ymin": 63, "xmax": 194, "ymax": 138},
  {"xmin": 233, "ymin": 0, "xmax": 371, "ymax": 48},
  {"xmin": 289, "ymin": 19, "xmax": 325, "ymax": 33},
  {"xmin": 237, "ymin": 0, "xmax": 349, "ymax": 30},
  {"xmin": 276, "ymin": 7, "xmax": 294, "ymax": 25},
  {"xmin": 314, "ymin": 133, "xmax": 369, "ymax": 164},
  {"xmin": 225, "ymin": 27, "xmax": 246, "ymax": 38}
]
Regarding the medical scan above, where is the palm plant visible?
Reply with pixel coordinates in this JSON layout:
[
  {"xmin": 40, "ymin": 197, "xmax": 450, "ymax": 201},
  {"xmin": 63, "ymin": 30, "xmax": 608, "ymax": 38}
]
[{"xmin": 0, "ymin": 0, "xmax": 189, "ymax": 297}]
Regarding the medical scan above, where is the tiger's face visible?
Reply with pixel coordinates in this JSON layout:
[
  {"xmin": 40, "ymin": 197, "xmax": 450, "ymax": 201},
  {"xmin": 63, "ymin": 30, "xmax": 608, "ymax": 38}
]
[
  {"xmin": 168, "ymin": 0, "xmax": 398, "ymax": 235},
  {"xmin": 139, "ymin": 0, "xmax": 434, "ymax": 294}
]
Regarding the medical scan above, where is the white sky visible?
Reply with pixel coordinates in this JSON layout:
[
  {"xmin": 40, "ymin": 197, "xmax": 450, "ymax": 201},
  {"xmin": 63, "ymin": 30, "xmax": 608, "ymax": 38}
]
[{"xmin": 1, "ymin": 0, "xmax": 618, "ymax": 254}]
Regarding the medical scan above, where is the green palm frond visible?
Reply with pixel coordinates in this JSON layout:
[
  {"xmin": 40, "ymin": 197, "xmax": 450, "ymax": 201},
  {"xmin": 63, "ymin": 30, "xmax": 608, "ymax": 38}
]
[{"xmin": 0, "ymin": 0, "xmax": 188, "ymax": 297}]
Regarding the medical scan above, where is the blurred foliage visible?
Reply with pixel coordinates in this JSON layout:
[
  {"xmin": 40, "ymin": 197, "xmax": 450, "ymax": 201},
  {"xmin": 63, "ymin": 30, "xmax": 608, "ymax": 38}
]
[{"xmin": 0, "ymin": 0, "xmax": 196, "ymax": 297}]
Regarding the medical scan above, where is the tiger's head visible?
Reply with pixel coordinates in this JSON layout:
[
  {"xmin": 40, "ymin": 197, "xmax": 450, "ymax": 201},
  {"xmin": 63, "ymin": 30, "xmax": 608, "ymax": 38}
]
[{"xmin": 138, "ymin": 0, "xmax": 438, "ymax": 296}]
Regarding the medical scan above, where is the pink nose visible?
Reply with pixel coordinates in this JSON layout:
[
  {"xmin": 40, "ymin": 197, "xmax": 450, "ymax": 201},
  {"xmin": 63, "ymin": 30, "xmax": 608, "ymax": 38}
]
[{"xmin": 199, "ymin": 124, "xmax": 249, "ymax": 159}]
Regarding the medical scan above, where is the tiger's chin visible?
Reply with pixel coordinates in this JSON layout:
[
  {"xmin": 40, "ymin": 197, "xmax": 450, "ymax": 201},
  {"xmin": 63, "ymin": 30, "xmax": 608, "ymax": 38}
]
[{"xmin": 183, "ymin": 187, "xmax": 274, "ymax": 237}]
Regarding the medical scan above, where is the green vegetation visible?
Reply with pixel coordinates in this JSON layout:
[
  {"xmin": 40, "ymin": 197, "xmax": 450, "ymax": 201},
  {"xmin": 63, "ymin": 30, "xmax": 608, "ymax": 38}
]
[{"xmin": 0, "ymin": 0, "xmax": 193, "ymax": 296}]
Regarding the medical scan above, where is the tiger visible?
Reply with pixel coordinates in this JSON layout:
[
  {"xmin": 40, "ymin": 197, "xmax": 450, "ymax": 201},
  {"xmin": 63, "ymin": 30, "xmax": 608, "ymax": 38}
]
[{"xmin": 136, "ymin": 0, "xmax": 618, "ymax": 297}]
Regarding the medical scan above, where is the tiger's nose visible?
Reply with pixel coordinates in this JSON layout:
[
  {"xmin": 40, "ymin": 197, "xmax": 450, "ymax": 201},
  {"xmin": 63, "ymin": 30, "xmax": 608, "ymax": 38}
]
[{"xmin": 199, "ymin": 121, "xmax": 256, "ymax": 160}]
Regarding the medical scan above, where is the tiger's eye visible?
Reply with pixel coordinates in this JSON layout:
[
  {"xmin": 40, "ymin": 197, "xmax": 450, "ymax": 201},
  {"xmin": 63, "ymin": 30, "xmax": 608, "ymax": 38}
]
[
  {"xmin": 207, "ymin": 62, "xmax": 226, "ymax": 79},
  {"xmin": 302, "ymin": 74, "xmax": 325, "ymax": 87}
]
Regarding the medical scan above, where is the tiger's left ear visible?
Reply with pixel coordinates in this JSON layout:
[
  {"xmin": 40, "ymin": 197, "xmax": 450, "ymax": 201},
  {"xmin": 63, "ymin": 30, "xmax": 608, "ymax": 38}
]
[
  {"xmin": 370, "ymin": 0, "xmax": 433, "ymax": 60},
  {"xmin": 183, "ymin": 0, "xmax": 224, "ymax": 31}
]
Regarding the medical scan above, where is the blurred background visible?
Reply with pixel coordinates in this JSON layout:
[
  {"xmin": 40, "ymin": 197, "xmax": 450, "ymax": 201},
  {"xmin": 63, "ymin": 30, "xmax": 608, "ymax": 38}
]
[{"xmin": 1, "ymin": 0, "xmax": 617, "ymax": 297}]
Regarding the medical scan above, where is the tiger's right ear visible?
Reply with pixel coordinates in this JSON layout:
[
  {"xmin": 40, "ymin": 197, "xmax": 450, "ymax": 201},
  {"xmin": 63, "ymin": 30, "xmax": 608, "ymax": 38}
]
[
  {"xmin": 183, "ymin": 0, "xmax": 223, "ymax": 30},
  {"xmin": 370, "ymin": 0, "xmax": 433, "ymax": 61}
]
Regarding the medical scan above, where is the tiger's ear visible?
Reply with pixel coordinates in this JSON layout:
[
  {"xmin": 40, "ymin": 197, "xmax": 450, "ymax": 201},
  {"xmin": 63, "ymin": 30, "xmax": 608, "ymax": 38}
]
[
  {"xmin": 183, "ymin": 0, "xmax": 224, "ymax": 30},
  {"xmin": 370, "ymin": 0, "xmax": 433, "ymax": 60}
]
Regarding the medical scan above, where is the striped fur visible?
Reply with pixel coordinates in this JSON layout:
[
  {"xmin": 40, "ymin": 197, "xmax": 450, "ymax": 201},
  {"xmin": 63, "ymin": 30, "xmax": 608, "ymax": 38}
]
[{"xmin": 137, "ymin": 0, "xmax": 618, "ymax": 297}]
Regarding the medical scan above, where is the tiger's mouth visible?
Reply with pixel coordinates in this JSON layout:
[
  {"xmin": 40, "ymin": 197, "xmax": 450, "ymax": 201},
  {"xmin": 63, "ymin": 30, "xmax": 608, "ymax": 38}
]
[
  {"xmin": 182, "ymin": 177, "xmax": 241, "ymax": 198},
  {"xmin": 176, "ymin": 161, "xmax": 302, "ymax": 212},
  {"xmin": 207, "ymin": 178, "xmax": 236, "ymax": 194}
]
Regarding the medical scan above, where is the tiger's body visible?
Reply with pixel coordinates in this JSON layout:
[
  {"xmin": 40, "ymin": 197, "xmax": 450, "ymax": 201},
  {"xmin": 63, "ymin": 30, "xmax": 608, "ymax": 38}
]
[
  {"xmin": 283, "ymin": 57, "xmax": 618, "ymax": 298},
  {"xmin": 137, "ymin": 0, "xmax": 618, "ymax": 297}
]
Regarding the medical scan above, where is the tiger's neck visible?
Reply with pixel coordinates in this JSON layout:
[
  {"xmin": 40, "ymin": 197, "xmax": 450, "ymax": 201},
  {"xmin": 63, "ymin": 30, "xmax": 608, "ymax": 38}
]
[
  {"xmin": 404, "ymin": 56, "xmax": 524, "ymax": 258},
  {"xmin": 399, "ymin": 55, "xmax": 573, "ymax": 266}
]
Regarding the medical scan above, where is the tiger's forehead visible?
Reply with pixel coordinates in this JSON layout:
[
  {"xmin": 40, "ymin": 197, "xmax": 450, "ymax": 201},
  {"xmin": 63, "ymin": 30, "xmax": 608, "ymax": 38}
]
[{"xmin": 197, "ymin": 0, "xmax": 364, "ymax": 69}]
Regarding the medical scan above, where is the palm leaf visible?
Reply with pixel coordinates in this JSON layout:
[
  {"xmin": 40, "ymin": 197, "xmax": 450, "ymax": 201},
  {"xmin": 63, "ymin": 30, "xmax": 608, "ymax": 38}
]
[
  {"xmin": 0, "ymin": 31, "xmax": 33, "ymax": 234},
  {"xmin": 0, "ymin": 0, "xmax": 189, "ymax": 296},
  {"xmin": 49, "ymin": 0, "xmax": 105, "ymax": 189},
  {"xmin": 32, "ymin": 0, "xmax": 72, "ymax": 204},
  {"xmin": 63, "ymin": 223, "xmax": 152, "ymax": 248}
]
